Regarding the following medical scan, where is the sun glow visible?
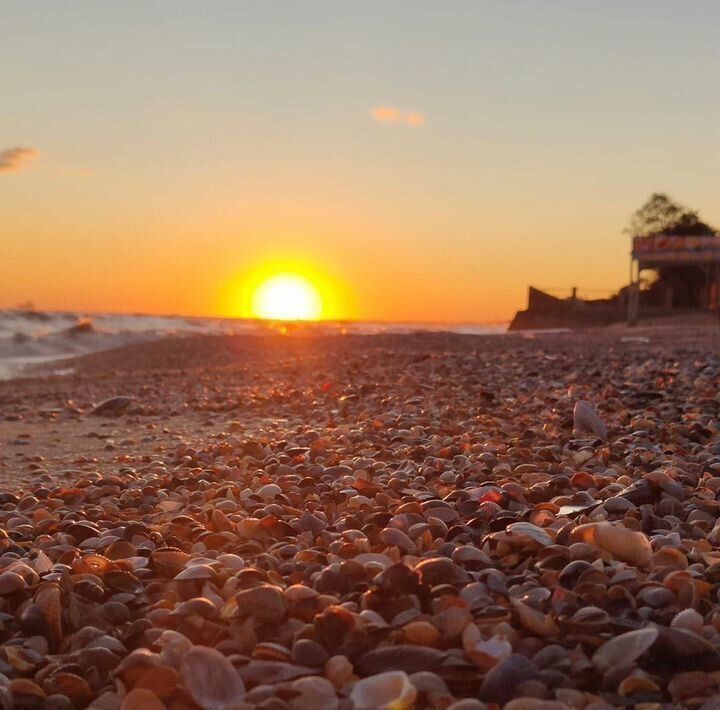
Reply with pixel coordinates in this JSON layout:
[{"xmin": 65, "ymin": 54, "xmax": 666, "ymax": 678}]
[{"xmin": 251, "ymin": 272, "xmax": 323, "ymax": 320}]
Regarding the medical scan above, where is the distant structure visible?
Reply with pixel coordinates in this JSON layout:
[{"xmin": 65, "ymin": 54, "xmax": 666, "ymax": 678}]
[
  {"xmin": 509, "ymin": 286, "xmax": 625, "ymax": 330},
  {"xmin": 510, "ymin": 233, "xmax": 720, "ymax": 330},
  {"xmin": 627, "ymin": 234, "xmax": 720, "ymax": 324}
]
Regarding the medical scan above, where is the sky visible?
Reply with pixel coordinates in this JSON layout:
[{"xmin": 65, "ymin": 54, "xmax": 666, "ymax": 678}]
[{"xmin": 1, "ymin": 1, "xmax": 718, "ymax": 323}]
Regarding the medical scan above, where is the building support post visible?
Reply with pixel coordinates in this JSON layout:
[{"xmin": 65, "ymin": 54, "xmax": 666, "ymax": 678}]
[{"xmin": 628, "ymin": 258, "xmax": 639, "ymax": 326}]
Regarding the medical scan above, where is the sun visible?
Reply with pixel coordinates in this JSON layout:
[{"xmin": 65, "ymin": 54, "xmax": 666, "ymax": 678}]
[{"xmin": 251, "ymin": 272, "xmax": 323, "ymax": 320}]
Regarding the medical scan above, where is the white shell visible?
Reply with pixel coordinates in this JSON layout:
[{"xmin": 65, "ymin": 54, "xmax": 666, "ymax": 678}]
[
  {"xmin": 573, "ymin": 400, "xmax": 608, "ymax": 438},
  {"xmin": 350, "ymin": 671, "xmax": 417, "ymax": 709}
]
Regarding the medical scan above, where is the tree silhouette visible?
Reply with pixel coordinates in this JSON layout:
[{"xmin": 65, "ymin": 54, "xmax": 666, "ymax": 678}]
[{"xmin": 626, "ymin": 193, "xmax": 717, "ymax": 238}]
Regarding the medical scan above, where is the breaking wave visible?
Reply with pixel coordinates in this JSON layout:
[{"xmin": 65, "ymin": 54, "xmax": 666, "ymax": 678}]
[{"xmin": 0, "ymin": 309, "xmax": 507, "ymax": 379}]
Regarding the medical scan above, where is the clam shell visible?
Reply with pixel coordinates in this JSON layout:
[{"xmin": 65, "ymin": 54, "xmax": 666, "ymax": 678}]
[
  {"xmin": 571, "ymin": 523, "xmax": 652, "ymax": 567},
  {"xmin": 592, "ymin": 627, "xmax": 658, "ymax": 672},
  {"xmin": 573, "ymin": 400, "xmax": 607, "ymax": 438},
  {"xmin": 180, "ymin": 645, "xmax": 246, "ymax": 709},
  {"xmin": 120, "ymin": 689, "xmax": 165, "ymax": 710}
]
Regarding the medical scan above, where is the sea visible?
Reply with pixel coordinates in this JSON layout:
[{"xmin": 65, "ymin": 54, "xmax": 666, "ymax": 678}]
[{"xmin": 0, "ymin": 309, "xmax": 509, "ymax": 380}]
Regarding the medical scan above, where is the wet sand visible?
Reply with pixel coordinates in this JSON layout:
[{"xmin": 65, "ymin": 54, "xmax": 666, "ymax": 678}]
[{"xmin": 0, "ymin": 324, "xmax": 719, "ymax": 708}]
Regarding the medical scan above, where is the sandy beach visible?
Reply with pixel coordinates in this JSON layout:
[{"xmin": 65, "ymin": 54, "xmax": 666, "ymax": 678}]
[{"xmin": 0, "ymin": 323, "xmax": 719, "ymax": 708}]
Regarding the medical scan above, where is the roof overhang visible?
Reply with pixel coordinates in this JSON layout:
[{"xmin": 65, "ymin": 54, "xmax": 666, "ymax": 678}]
[{"xmin": 632, "ymin": 234, "xmax": 720, "ymax": 265}]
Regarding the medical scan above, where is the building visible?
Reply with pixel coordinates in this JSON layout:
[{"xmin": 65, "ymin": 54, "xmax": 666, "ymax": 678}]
[
  {"xmin": 628, "ymin": 234, "xmax": 720, "ymax": 324},
  {"xmin": 510, "ymin": 232, "xmax": 720, "ymax": 330}
]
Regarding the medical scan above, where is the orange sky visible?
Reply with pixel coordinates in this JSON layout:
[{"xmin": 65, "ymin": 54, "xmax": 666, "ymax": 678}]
[{"xmin": 2, "ymin": 3, "xmax": 718, "ymax": 323}]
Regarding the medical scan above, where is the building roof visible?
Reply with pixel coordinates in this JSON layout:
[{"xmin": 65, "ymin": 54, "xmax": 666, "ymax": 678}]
[{"xmin": 632, "ymin": 234, "xmax": 720, "ymax": 265}]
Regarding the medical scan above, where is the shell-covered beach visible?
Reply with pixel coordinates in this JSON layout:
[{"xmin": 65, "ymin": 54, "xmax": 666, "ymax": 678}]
[{"xmin": 1, "ymin": 325, "xmax": 719, "ymax": 709}]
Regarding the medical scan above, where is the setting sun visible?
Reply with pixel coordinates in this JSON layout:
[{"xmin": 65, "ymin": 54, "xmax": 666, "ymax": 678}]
[{"xmin": 251, "ymin": 272, "xmax": 323, "ymax": 320}]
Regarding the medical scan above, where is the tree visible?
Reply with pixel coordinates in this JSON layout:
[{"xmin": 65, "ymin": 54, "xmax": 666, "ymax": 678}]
[{"xmin": 625, "ymin": 193, "xmax": 717, "ymax": 238}]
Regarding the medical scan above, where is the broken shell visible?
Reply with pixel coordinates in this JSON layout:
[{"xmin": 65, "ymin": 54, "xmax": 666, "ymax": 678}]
[
  {"xmin": 350, "ymin": 671, "xmax": 417, "ymax": 710},
  {"xmin": 289, "ymin": 676, "xmax": 339, "ymax": 710}
]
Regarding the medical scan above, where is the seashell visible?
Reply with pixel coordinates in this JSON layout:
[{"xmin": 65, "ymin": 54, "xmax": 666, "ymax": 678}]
[
  {"xmin": 84, "ymin": 632, "xmax": 127, "ymax": 654},
  {"xmin": 556, "ymin": 606, "xmax": 609, "ymax": 635},
  {"xmin": 652, "ymin": 626, "xmax": 718, "ymax": 660},
  {"xmin": 573, "ymin": 400, "xmax": 607, "ymax": 438},
  {"xmin": 506, "ymin": 522, "xmax": 554, "ymax": 546},
  {"xmin": 51, "ymin": 673, "xmax": 93, "ymax": 707},
  {"xmin": 114, "ymin": 647, "xmax": 161, "ymax": 677},
  {"xmin": 414, "ymin": 558, "xmax": 470, "ymax": 586},
  {"xmin": 257, "ymin": 483, "xmax": 282, "ymax": 499},
  {"xmin": 463, "ymin": 626, "xmax": 512, "ymax": 670},
  {"xmin": 155, "ymin": 630, "xmax": 193, "ymax": 669},
  {"xmin": 238, "ymin": 660, "xmax": 317, "ymax": 686},
  {"xmin": 216, "ymin": 553, "xmax": 245, "ymax": 570},
  {"xmin": 355, "ymin": 646, "xmax": 446, "ymax": 676},
  {"xmin": 558, "ymin": 500, "xmax": 601, "ymax": 517},
  {"xmin": 403, "ymin": 620, "xmax": 441, "ymax": 646},
  {"xmin": 35, "ymin": 582, "xmax": 63, "ymax": 649},
  {"xmin": 592, "ymin": 627, "xmax": 658, "ymax": 672},
  {"xmin": 350, "ymin": 671, "xmax": 417, "ymax": 710},
  {"xmin": 571, "ymin": 523, "xmax": 652, "ymax": 567},
  {"xmin": 229, "ymin": 584, "xmax": 288, "ymax": 621},
  {"xmin": 0, "ymin": 571, "xmax": 27, "ymax": 594},
  {"xmin": 408, "ymin": 671, "xmax": 451, "ymax": 705},
  {"xmin": 511, "ymin": 600, "xmax": 558, "ymax": 637},
  {"xmin": 4, "ymin": 646, "xmax": 37, "ymax": 672},
  {"xmin": 379, "ymin": 527, "xmax": 416, "ymax": 552},
  {"xmin": 72, "ymin": 554, "xmax": 112, "ymax": 576},
  {"xmin": 637, "ymin": 585, "xmax": 674, "ymax": 608},
  {"xmin": 667, "ymin": 671, "xmax": 711, "ymax": 702},
  {"xmin": 78, "ymin": 646, "xmax": 122, "ymax": 672},
  {"xmin": 479, "ymin": 654, "xmax": 537, "ymax": 705},
  {"xmin": 617, "ymin": 671, "xmax": 660, "ymax": 696},
  {"xmin": 174, "ymin": 596, "xmax": 218, "ymax": 618},
  {"xmin": 91, "ymin": 691, "xmax": 124, "ymax": 710},
  {"xmin": 671, "ymin": 608, "xmax": 704, "ymax": 633},
  {"xmin": 354, "ymin": 553, "xmax": 394, "ymax": 569},
  {"xmin": 105, "ymin": 540, "xmax": 138, "ymax": 560},
  {"xmin": 292, "ymin": 640, "xmax": 329, "ymax": 668},
  {"xmin": 32, "ymin": 550, "xmax": 53, "ymax": 574},
  {"xmin": 504, "ymin": 701, "xmax": 568, "ymax": 710},
  {"xmin": 289, "ymin": 676, "xmax": 338, "ymax": 710},
  {"xmin": 133, "ymin": 664, "xmax": 180, "ymax": 698},
  {"xmin": 9, "ymin": 678, "xmax": 46, "ymax": 702},
  {"xmin": 120, "ymin": 689, "xmax": 165, "ymax": 710},
  {"xmin": 156, "ymin": 500, "xmax": 184, "ymax": 513},
  {"xmin": 653, "ymin": 546, "xmax": 687, "ymax": 570},
  {"xmin": 433, "ymin": 604, "xmax": 472, "ymax": 640},
  {"xmin": 452, "ymin": 546, "xmax": 492, "ymax": 566},
  {"xmin": 5, "ymin": 561, "xmax": 40, "ymax": 585},
  {"xmin": 284, "ymin": 584, "xmax": 319, "ymax": 604},
  {"xmin": 150, "ymin": 549, "xmax": 191, "ymax": 577},
  {"xmin": 325, "ymin": 655, "xmax": 354, "ymax": 687},
  {"xmin": 91, "ymin": 396, "xmax": 133, "ymax": 416},
  {"xmin": 180, "ymin": 646, "xmax": 246, "ymax": 709},
  {"xmin": 103, "ymin": 569, "xmax": 143, "ymax": 594},
  {"xmin": 174, "ymin": 564, "xmax": 217, "ymax": 581},
  {"xmin": 253, "ymin": 642, "xmax": 291, "ymax": 662}
]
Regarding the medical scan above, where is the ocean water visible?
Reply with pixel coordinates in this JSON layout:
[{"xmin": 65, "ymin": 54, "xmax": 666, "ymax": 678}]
[{"xmin": 0, "ymin": 309, "xmax": 508, "ymax": 380}]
